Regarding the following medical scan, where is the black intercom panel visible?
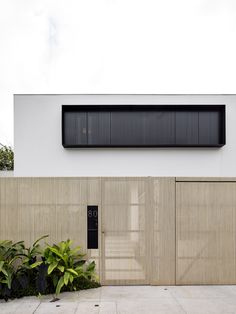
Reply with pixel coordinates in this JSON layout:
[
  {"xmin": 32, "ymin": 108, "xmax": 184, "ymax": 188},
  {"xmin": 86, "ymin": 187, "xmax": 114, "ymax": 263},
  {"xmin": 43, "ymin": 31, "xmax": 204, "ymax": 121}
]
[{"xmin": 87, "ymin": 205, "xmax": 98, "ymax": 249}]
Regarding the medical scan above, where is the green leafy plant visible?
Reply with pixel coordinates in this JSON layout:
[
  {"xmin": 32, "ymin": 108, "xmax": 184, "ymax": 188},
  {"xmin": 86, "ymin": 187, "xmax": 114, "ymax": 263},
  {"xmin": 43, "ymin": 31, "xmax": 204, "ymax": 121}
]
[
  {"xmin": 0, "ymin": 237, "xmax": 100, "ymax": 301},
  {"xmin": 44, "ymin": 239, "xmax": 97, "ymax": 296},
  {"xmin": 14, "ymin": 235, "xmax": 49, "ymax": 297},
  {"xmin": 0, "ymin": 240, "xmax": 25, "ymax": 290},
  {"xmin": 22, "ymin": 235, "xmax": 49, "ymax": 269},
  {"xmin": 0, "ymin": 259, "xmax": 15, "ymax": 290},
  {"xmin": 0, "ymin": 145, "xmax": 14, "ymax": 171}
]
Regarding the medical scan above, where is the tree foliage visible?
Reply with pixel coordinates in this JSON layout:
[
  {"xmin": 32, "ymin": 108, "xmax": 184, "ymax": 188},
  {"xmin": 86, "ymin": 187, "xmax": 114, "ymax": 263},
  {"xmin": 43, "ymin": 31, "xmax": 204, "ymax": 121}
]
[{"xmin": 0, "ymin": 145, "xmax": 14, "ymax": 171}]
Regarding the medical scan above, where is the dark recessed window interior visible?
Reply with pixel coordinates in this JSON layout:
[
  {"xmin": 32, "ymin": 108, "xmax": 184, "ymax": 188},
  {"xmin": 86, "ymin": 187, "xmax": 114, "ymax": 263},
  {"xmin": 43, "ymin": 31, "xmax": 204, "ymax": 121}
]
[{"xmin": 62, "ymin": 105, "xmax": 226, "ymax": 147}]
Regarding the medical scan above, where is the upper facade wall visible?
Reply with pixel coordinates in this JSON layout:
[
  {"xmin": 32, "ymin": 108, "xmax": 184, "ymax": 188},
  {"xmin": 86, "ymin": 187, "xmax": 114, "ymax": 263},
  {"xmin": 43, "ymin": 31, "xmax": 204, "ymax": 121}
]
[{"xmin": 14, "ymin": 94, "xmax": 235, "ymax": 176}]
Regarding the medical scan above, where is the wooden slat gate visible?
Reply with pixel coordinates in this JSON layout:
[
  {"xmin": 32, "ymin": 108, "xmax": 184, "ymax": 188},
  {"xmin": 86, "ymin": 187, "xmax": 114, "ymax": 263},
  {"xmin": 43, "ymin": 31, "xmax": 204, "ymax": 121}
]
[
  {"xmin": 100, "ymin": 177, "xmax": 175, "ymax": 285},
  {"xmin": 1, "ymin": 177, "xmax": 236, "ymax": 285}
]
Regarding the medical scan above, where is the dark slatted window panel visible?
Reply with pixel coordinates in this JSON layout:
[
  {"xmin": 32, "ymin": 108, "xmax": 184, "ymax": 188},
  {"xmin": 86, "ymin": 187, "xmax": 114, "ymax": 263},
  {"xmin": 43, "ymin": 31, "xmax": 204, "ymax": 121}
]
[{"xmin": 62, "ymin": 105, "xmax": 225, "ymax": 147}]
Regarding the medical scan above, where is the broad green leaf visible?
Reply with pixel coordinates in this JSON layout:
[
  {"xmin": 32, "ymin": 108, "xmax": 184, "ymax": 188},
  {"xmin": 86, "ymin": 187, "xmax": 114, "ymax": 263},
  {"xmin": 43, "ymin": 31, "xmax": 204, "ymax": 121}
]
[
  {"xmin": 67, "ymin": 268, "xmax": 78, "ymax": 276},
  {"xmin": 6, "ymin": 273, "xmax": 12, "ymax": 289},
  {"xmin": 30, "ymin": 261, "xmax": 43, "ymax": 268},
  {"xmin": 0, "ymin": 261, "xmax": 4, "ymax": 271},
  {"xmin": 64, "ymin": 271, "xmax": 70, "ymax": 285},
  {"xmin": 56, "ymin": 276, "xmax": 65, "ymax": 295},
  {"xmin": 69, "ymin": 274, "xmax": 73, "ymax": 283},
  {"xmin": 57, "ymin": 265, "xmax": 65, "ymax": 273},
  {"xmin": 48, "ymin": 261, "xmax": 58, "ymax": 274},
  {"xmin": 59, "ymin": 242, "xmax": 66, "ymax": 253},
  {"xmin": 86, "ymin": 261, "xmax": 95, "ymax": 272},
  {"xmin": 23, "ymin": 257, "xmax": 30, "ymax": 263},
  {"xmin": 1, "ymin": 268, "xmax": 9, "ymax": 277},
  {"xmin": 48, "ymin": 247, "xmax": 64, "ymax": 259},
  {"xmin": 67, "ymin": 239, "xmax": 73, "ymax": 247},
  {"xmin": 0, "ymin": 240, "xmax": 12, "ymax": 246}
]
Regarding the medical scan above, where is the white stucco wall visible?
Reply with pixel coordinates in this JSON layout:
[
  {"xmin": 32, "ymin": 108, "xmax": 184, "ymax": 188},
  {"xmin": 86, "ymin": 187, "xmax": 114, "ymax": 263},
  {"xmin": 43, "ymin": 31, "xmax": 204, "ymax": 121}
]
[
  {"xmin": 0, "ymin": 171, "xmax": 14, "ymax": 177},
  {"xmin": 14, "ymin": 94, "xmax": 236, "ymax": 177}
]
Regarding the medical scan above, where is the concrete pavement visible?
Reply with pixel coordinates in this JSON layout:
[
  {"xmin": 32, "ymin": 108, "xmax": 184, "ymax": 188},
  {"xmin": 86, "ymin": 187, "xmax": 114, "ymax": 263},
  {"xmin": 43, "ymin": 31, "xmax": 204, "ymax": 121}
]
[{"xmin": 1, "ymin": 285, "xmax": 236, "ymax": 313}]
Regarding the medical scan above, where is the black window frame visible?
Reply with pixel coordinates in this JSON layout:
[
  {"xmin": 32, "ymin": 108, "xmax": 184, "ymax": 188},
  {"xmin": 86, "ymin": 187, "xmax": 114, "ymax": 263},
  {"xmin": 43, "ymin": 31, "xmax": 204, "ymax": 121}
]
[{"xmin": 62, "ymin": 104, "xmax": 226, "ymax": 148}]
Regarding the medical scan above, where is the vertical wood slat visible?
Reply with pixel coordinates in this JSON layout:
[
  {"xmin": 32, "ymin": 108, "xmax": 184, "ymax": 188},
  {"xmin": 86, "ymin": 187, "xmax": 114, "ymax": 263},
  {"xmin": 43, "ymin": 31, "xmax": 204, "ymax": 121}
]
[
  {"xmin": 0, "ymin": 179, "xmax": 19, "ymax": 241},
  {"xmin": 149, "ymin": 177, "xmax": 176, "ymax": 285}
]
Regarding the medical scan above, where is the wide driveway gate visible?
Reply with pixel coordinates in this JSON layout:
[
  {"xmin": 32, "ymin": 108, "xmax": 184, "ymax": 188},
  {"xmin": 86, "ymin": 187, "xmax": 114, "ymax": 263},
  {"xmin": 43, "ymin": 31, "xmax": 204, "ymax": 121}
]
[{"xmin": 176, "ymin": 177, "xmax": 236, "ymax": 285}]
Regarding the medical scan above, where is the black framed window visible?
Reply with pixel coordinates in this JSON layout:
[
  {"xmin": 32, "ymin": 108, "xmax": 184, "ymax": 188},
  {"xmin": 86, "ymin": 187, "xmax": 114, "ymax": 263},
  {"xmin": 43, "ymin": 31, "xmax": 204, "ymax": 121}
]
[{"xmin": 62, "ymin": 105, "xmax": 225, "ymax": 147}]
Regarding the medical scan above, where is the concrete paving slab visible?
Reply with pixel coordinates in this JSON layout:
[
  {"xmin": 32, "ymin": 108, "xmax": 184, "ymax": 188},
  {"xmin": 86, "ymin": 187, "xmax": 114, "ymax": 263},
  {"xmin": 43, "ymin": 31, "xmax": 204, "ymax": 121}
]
[
  {"xmin": 101, "ymin": 285, "xmax": 173, "ymax": 300},
  {"xmin": 169, "ymin": 285, "xmax": 236, "ymax": 299},
  {"xmin": 176, "ymin": 297, "xmax": 236, "ymax": 314},
  {"xmin": 1, "ymin": 286, "xmax": 236, "ymax": 314},
  {"xmin": 0, "ymin": 297, "xmax": 40, "ymax": 314},
  {"xmin": 75, "ymin": 301, "xmax": 116, "ymax": 314},
  {"xmin": 116, "ymin": 298, "xmax": 185, "ymax": 314},
  {"xmin": 34, "ymin": 301, "xmax": 78, "ymax": 314}
]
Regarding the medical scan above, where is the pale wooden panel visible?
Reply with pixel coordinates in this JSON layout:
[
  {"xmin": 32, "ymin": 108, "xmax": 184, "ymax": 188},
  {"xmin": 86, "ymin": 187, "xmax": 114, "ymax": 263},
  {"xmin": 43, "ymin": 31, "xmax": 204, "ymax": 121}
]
[
  {"xmin": 150, "ymin": 177, "xmax": 176, "ymax": 285},
  {"xmin": 54, "ymin": 178, "xmax": 87, "ymax": 205},
  {"xmin": 22, "ymin": 205, "xmax": 56, "ymax": 246},
  {"xmin": 0, "ymin": 179, "xmax": 19, "ymax": 241},
  {"xmin": 18, "ymin": 178, "xmax": 56, "ymax": 205},
  {"xmin": 17, "ymin": 177, "xmax": 89, "ymax": 205},
  {"xmin": 0, "ymin": 177, "xmax": 101, "ymax": 281},
  {"xmin": 176, "ymin": 182, "xmax": 236, "ymax": 284},
  {"xmin": 176, "ymin": 177, "xmax": 236, "ymax": 182},
  {"xmin": 0, "ymin": 205, "xmax": 20, "ymax": 242},
  {"xmin": 54, "ymin": 205, "xmax": 86, "ymax": 248},
  {"xmin": 102, "ymin": 177, "xmax": 146, "ymax": 205},
  {"xmin": 101, "ymin": 177, "xmax": 149, "ymax": 285},
  {"xmin": 0, "ymin": 178, "xmax": 88, "ymax": 246},
  {"xmin": 14, "ymin": 204, "xmax": 86, "ymax": 249},
  {"xmin": 102, "ymin": 232, "xmax": 147, "ymax": 284},
  {"xmin": 102, "ymin": 205, "xmax": 146, "ymax": 232},
  {"xmin": 87, "ymin": 177, "xmax": 101, "ymax": 205},
  {"xmin": 0, "ymin": 178, "xmax": 18, "ymax": 204}
]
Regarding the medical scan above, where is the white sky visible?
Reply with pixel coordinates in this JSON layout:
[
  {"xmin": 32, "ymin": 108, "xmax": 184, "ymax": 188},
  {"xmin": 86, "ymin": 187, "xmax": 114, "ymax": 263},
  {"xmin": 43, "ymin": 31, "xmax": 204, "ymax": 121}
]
[{"xmin": 1, "ymin": 0, "xmax": 236, "ymax": 146}]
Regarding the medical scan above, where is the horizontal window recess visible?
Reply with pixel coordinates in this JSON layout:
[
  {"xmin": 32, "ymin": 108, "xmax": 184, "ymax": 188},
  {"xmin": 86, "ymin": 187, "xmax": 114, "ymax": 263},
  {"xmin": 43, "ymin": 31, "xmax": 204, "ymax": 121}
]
[{"xmin": 62, "ymin": 105, "xmax": 226, "ymax": 148}]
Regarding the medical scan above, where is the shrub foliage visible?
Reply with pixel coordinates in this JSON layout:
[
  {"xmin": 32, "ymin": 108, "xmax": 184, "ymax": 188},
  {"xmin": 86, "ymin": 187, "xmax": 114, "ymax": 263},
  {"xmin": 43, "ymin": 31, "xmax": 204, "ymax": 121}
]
[
  {"xmin": 0, "ymin": 236, "xmax": 100, "ymax": 301},
  {"xmin": 0, "ymin": 145, "xmax": 14, "ymax": 171}
]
